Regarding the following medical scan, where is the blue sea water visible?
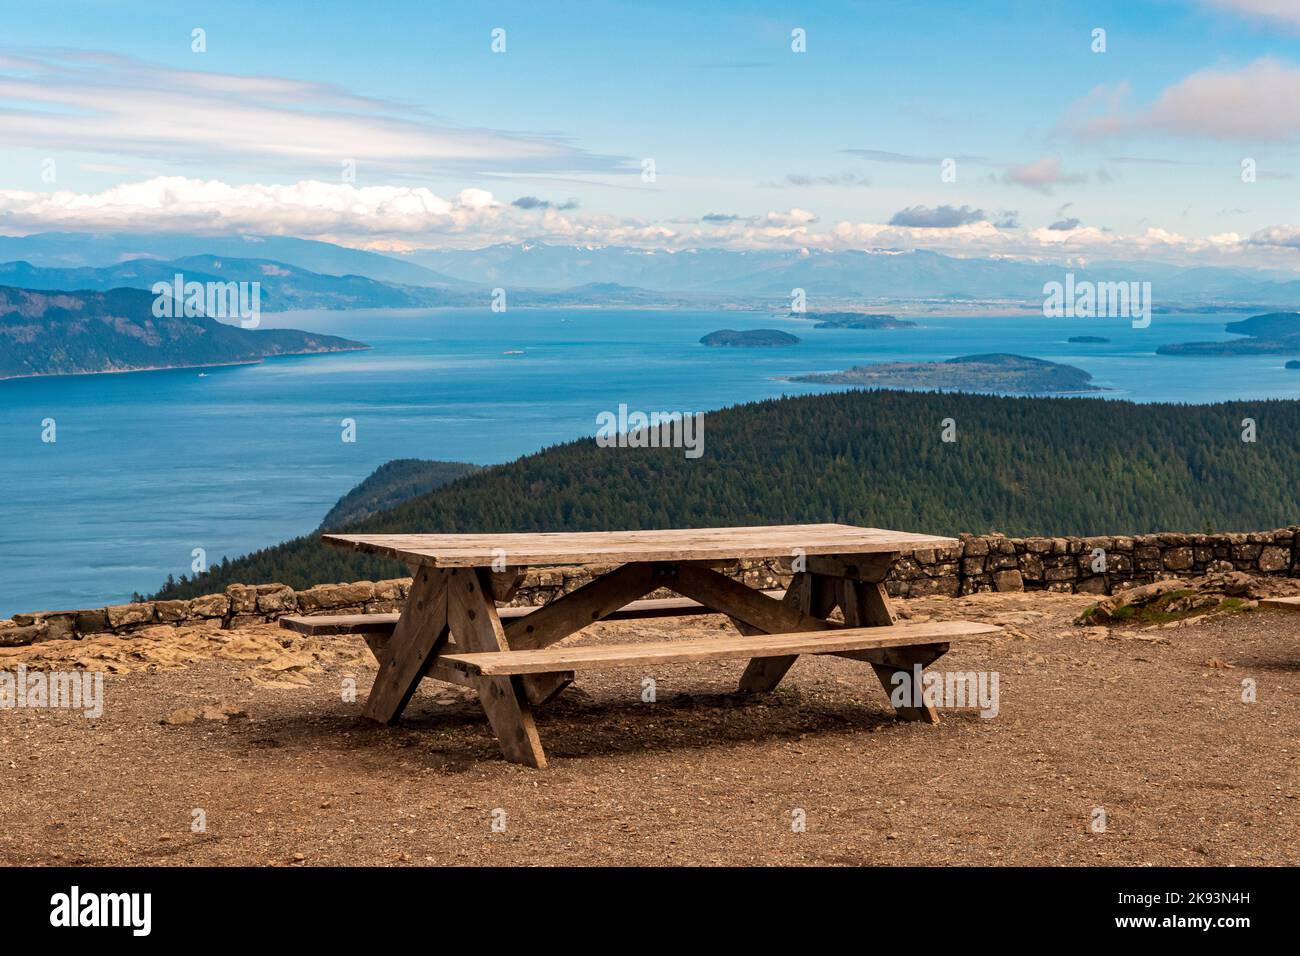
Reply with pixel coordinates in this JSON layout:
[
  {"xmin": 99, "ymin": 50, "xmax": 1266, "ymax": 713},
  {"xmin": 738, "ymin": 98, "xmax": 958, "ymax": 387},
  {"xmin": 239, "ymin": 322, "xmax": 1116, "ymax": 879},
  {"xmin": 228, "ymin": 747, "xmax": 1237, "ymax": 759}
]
[{"xmin": 1, "ymin": 307, "xmax": 1294, "ymax": 617}]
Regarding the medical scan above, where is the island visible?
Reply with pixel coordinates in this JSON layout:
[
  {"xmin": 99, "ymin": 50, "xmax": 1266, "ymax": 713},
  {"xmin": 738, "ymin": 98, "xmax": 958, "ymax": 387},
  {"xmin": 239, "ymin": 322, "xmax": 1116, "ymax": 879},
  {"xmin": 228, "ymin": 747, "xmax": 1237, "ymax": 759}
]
[
  {"xmin": 796, "ymin": 311, "xmax": 917, "ymax": 330},
  {"xmin": 790, "ymin": 353, "xmax": 1101, "ymax": 394},
  {"xmin": 700, "ymin": 329, "xmax": 801, "ymax": 347},
  {"xmin": 1068, "ymin": 335, "xmax": 1110, "ymax": 343},
  {"xmin": 1287, "ymin": 360, "xmax": 1300, "ymax": 370},
  {"xmin": 1157, "ymin": 311, "xmax": 1300, "ymax": 356},
  {"xmin": 0, "ymin": 285, "xmax": 368, "ymax": 380}
]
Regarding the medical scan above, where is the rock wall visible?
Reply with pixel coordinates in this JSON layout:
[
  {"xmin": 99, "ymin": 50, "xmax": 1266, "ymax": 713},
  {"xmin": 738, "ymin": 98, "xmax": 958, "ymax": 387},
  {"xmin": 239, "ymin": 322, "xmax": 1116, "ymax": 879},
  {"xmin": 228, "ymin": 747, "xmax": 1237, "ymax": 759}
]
[{"xmin": 3, "ymin": 526, "xmax": 1297, "ymax": 646}]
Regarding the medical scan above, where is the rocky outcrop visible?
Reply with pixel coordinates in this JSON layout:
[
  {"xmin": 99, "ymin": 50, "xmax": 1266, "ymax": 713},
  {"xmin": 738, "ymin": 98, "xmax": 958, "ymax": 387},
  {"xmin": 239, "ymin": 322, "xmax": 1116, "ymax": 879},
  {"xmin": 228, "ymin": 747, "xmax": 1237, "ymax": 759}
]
[{"xmin": 3, "ymin": 526, "xmax": 1298, "ymax": 646}]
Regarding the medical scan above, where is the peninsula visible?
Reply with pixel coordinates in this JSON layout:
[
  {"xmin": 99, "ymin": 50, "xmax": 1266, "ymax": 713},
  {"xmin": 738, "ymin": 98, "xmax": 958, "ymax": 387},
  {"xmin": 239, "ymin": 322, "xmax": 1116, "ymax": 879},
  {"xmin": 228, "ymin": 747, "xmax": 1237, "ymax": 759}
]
[
  {"xmin": 0, "ymin": 285, "xmax": 367, "ymax": 380},
  {"xmin": 1157, "ymin": 312, "xmax": 1300, "ymax": 356}
]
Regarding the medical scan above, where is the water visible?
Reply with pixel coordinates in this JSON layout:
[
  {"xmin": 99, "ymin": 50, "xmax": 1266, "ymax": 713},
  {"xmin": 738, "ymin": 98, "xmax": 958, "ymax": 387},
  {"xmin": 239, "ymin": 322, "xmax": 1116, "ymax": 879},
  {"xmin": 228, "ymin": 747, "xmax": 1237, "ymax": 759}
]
[{"xmin": 1, "ymin": 307, "xmax": 1293, "ymax": 617}]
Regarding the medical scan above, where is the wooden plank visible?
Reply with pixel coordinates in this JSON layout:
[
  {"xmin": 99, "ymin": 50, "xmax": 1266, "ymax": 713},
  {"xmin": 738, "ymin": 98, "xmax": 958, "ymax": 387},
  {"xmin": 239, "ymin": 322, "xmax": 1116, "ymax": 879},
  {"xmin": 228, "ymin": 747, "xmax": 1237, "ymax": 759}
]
[
  {"xmin": 281, "ymin": 591, "xmax": 791, "ymax": 638},
  {"xmin": 445, "ymin": 567, "xmax": 549, "ymax": 768},
  {"xmin": 520, "ymin": 671, "xmax": 574, "ymax": 706},
  {"xmin": 865, "ymin": 644, "xmax": 948, "ymax": 723},
  {"xmin": 804, "ymin": 553, "xmax": 896, "ymax": 581},
  {"xmin": 833, "ymin": 643, "xmax": 951, "ymax": 668},
  {"xmin": 834, "ymin": 568, "xmax": 940, "ymax": 720},
  {"xmin": 357, "ymin": 631, "xmax": 480, "ymax": 691},
  {"xmin": 734, "ymin": 571, "xmax": 836, "ymax": 692},
  {"xmin": 281, "ymin": 613, "xmax": 399, "ymax": 635},
  {"xmin": 323, "ymin": 524, "xmax": 956, "ymax": 568},
  {"xmin": 287, "ymin": 590, "xmax": 790, "ymax": 642},
  {"xmin": 503, "ymin": 562, "xmax": 665, "ymax": 650},
  {"xmin": 486, "ymin": 568, "xmax": 528, "ymax": 603},
  {"xmin": 361, "ymin": 567, "xmax": 449, "ymax": 723},
  {"xmin": 672, "ymin": 564, "xmax": 834, "ymax": 636},
  {"xmin": 840, "ymin": 579, "xmax": 897, "ymax": 627},
  {"xmin": 438, "ymin": 621, "xmax": 999, "ymax": 676}
]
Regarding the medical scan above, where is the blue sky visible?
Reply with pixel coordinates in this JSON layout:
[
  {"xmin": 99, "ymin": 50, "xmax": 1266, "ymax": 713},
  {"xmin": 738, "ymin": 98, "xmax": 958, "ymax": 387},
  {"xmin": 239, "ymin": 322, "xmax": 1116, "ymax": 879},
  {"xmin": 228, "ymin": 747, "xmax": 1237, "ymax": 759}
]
[{"xmin": 3, "ymin": 0, "xmax": 1300, "ymax": 267}]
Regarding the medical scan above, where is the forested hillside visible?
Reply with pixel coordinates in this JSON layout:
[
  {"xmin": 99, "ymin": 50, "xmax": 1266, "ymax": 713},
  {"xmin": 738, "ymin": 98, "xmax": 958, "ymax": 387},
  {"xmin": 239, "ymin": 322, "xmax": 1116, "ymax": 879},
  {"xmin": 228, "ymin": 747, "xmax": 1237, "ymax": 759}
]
[
  {"xmin": 317, "ymin": 459, "xmax": 480, "ymax": 529},
  {"xmin": 153, "ymin": 389, "xmax": 1300, "ymax": 598},
  {"xmin": 0, "ymin": 285, "xmax": 366, "ymax": 379}
]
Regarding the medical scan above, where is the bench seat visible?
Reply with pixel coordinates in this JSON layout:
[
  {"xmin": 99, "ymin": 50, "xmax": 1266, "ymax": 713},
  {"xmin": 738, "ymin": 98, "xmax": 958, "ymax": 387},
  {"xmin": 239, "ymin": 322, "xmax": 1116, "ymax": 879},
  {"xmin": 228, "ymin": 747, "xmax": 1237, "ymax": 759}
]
[
  {"xmin": 437, "ymin": 620, "xmax": 999, "ymax": 677},
  {"xmin": 278, "ymin": 591, "xmax": 787, "ymax": 636}
]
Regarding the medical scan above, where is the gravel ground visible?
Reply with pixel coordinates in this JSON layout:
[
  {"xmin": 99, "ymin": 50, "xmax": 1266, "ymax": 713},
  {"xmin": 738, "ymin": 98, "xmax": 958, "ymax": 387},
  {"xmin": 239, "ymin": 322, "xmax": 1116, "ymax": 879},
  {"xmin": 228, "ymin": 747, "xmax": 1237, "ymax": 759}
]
[{"xmin": 1, "ymin": 591, "xmax": 1297, "ymax": 866}]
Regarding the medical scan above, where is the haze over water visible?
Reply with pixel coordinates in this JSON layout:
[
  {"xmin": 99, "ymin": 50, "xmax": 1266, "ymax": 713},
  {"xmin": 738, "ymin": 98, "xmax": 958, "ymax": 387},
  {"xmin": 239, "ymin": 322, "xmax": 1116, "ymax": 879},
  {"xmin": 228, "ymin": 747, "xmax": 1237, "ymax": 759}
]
[{"xmin": 0, "ymin": 307, "xmax": 1286, "ymax": 616}]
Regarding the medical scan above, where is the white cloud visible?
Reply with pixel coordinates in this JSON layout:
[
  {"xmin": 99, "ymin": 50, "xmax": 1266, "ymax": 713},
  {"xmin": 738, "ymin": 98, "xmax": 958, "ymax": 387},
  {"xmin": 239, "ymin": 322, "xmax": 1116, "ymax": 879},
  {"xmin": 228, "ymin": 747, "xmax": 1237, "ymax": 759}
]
[
  {"xmin": 1066, "ymin": 58, "xmax": 1300, "ymax": 142},
  {"xmin": 1002, "ymin": 156, "xmax": 1087, "ymax": 193},
  {"xmin": 0, "ymin": 177, "xmax": 507, "ymax": 238},
  {"xmin": 1, "ymin": 175, "xmax": 1296, "ymax": 269},
  {"xmin": 1248, "ymin": 224, "xmax": 1300, "ymax": 247},
  {"xmin": 1201, "ymin": 0, "xmax": 1300, "ymax": 26},
  {"xmin": 0, "ymin": 50, "xmax": 626, "ymax": 176}
]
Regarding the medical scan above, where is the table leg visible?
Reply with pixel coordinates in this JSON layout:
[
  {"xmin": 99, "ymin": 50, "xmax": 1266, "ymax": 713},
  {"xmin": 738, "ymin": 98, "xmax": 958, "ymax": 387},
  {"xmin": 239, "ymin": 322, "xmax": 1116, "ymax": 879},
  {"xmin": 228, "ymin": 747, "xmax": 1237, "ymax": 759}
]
[
  {"xmin": 446, "ymin": 567, "xmax": 548, "ymax": 768},
  {"xmin": 735, "ymin": 571, "xmax": 838, "ymax": 692},
  {"xmin": 837, "ymin": 569, "xmax": 943, "ymax": 723},
  {"xmin": 363, "ymin": 566, "xmax": 450, "ymax": 723},
  {"xmin": 863, "ymin": 644, "xmax": 945, "ymax": 723}
]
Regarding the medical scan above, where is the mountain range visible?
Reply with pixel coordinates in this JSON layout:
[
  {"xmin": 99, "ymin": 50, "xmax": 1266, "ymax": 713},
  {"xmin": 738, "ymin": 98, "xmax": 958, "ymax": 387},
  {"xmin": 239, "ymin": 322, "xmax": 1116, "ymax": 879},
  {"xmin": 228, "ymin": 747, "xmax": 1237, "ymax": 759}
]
[
  {"xmin": 0, "ymin": 256, "xmax": 472, "ymax": 312},
  {"xmin": 0, "ymin": 232, "xmax": 467, "ymax": 288},
  {"xmin": 2, "ymin": 232, "xmax": 1300, "ymax": 310},
  {"xmin": 405, "ymin": 242, "xmax": 1300, "ymax": 305}
]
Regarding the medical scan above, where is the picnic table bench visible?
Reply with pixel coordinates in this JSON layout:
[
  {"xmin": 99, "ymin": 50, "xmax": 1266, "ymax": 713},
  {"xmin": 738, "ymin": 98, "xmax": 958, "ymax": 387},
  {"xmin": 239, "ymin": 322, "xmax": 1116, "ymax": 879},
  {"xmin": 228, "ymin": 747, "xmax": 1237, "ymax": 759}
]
[{"xmin": 281, "ymin": 524, "xmax": 999, "ymax": 768}]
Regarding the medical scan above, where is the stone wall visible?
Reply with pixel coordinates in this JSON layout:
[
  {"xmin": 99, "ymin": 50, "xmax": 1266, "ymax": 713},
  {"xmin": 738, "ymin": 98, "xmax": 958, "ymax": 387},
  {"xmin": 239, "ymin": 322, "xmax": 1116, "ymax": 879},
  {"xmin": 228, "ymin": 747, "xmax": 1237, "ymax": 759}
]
[{"xmin": 3, "ymin": 526, "xmax": 1298, "ymax": 647}]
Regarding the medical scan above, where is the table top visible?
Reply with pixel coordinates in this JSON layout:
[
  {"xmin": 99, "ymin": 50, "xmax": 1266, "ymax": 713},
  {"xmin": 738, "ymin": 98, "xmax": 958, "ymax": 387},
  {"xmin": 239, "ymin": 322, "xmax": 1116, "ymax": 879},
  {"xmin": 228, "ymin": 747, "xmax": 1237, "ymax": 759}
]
[{"xmin": 323, "ymin": 523, "xmax": 957, "ymax": 568}]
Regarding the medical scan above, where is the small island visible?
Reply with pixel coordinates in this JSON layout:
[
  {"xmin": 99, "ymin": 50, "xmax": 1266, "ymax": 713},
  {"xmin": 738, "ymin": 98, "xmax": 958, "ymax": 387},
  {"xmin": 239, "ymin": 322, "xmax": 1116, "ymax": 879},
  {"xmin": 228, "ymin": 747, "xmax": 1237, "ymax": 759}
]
[
  {"xmin": 1286, "ymin": 360, "xmax": 1300, "ymax": 370},
  {"xmin": 700, "ymin": 329, "xmax": 801, "ymax": 347},
  {"xmin": 1158, "ymin": 312, "xmax": 1300, "ymax": 356},
  {"xmin": 1068, "ymin": 335, "xmax": 1110, "ymax": 344},
  {"xmin": 796, "ymin": 311, "xmax": 917, "ymax": 330},
  {"xmin": 791, "ymin": 353, "xmax": 1101, "ymax": 394}
]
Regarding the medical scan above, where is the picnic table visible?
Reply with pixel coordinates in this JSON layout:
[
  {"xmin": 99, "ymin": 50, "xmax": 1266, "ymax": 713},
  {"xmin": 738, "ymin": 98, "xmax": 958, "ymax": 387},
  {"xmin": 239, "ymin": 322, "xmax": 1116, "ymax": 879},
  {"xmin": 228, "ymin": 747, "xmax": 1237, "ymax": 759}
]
[{"xmin": 284, "ymin": 524, "xmax": 999, "ymax": 768}]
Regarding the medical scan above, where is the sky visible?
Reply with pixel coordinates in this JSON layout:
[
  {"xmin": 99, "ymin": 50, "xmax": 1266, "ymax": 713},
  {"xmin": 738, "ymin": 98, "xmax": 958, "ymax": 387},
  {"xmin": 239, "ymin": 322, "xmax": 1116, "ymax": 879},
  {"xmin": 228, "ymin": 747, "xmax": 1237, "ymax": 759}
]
[{"xmin": 3, "ymin": 0, "xmax": 1300, "ymax": 269}]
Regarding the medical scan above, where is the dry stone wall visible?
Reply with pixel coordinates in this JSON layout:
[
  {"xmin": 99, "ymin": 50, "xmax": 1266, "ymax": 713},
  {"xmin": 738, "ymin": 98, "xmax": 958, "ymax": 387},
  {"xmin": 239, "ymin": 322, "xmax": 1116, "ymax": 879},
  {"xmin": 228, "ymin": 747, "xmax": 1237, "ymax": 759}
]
[{"xmin": 4, "ymin": 527, "xmax": 1298, "ymax": 646}]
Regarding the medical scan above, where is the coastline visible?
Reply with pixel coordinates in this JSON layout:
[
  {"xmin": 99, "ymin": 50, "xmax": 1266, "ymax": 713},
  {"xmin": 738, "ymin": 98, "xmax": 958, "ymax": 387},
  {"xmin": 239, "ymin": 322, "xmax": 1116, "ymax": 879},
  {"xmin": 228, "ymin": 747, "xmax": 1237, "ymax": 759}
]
[{"xmin": 0, "ymin": 344, "xmax": 371, "ymax": 383}]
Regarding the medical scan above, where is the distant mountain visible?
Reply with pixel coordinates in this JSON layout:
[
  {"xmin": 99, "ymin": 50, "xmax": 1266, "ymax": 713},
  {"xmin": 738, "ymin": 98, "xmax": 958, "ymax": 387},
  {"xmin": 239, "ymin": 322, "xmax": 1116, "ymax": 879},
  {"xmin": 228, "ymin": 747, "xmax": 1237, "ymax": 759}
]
[
  {"xmin": 164, "ymin": 256, "xmax": 472, "ymax": 310},
  {"xmin": 1157, "ymin": 311, "xmax": 1300, "ymax": 356},
  {"xmin": 319, "ymin": 459, "xmax": 481, "ymax": 529},
  {"xmin": 0, "ymin": 285, "xmax": 367, "ymax": 380},
  {"xmin": 0, "ymin": 257, "xmax": 475, "ymax": 311},
  {"xmin": 792, "ymin": 353, "xmax": 1099, "ymax": 393},
  {"xmin": 0, "ymin": 232, "xmax": 469, "ymax": 288},
  {"xmin": 510, "ymin": 281, "xmax": 709, "ymax": 306},
  {"xmin": 406, "ymin": 241, "xmax": 1300, "ymax": 304},
  {"xmin": 7, "ymin": 233, "xmax": 1299, "ymax": 307}
]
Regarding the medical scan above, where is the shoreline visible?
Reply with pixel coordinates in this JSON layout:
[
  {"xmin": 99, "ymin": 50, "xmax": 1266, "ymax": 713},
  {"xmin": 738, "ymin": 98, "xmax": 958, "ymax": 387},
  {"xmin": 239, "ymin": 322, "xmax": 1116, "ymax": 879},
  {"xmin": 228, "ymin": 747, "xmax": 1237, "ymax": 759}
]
[
  {"xmin": 777, "ymin": 378, "xmax": 1112, "ymax": 396},
  {"xmin": 0, "ymin": 345, "xmax": 371, "ymax": 383}
]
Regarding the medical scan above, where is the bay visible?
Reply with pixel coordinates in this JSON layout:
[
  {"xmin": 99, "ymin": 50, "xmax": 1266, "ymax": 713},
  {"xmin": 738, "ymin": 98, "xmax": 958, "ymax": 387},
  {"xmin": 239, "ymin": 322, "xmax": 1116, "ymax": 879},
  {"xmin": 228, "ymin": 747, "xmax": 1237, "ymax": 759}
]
[{"xmin": 0, "ymin": 306, "xmax": 1291, "ymax": 617}]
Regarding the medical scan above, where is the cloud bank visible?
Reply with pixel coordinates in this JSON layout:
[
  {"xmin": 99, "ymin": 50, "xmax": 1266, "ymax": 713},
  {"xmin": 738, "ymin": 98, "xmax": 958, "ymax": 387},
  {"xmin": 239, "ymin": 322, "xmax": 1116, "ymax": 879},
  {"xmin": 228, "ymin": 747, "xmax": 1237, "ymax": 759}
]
[{"xmin": 0, "ymin": 50, "xmax": 628, "ymax": 177}]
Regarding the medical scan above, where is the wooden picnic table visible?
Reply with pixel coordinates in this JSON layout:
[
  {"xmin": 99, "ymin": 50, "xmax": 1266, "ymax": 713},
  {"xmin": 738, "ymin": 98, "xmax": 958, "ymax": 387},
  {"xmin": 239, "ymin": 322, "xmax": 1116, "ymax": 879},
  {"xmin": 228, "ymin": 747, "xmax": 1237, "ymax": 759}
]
[{"xmin": 309, "ymin": 524, "xmax": 998, "ymax": 768}]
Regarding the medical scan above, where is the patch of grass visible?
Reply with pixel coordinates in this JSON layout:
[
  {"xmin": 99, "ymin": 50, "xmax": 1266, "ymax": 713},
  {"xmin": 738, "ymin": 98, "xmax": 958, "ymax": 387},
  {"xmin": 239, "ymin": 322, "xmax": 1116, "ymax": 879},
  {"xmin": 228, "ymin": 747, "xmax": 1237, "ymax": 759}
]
[
  {"xmin": 1082, "ymin": 589, "xmax": 1253, "ymax": 627},
  {"xmin": 1124, "ymin": 590, "xmax": 1198, "ymax": 625}
]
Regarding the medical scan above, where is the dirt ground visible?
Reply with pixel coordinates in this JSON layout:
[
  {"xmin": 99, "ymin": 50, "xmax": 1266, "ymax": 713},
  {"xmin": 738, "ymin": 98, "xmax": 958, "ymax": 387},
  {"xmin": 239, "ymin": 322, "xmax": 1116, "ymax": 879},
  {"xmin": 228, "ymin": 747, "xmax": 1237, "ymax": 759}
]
[{"xmin": 2, "ymin": 590, "xmax": 1298, "ymax": 866}]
